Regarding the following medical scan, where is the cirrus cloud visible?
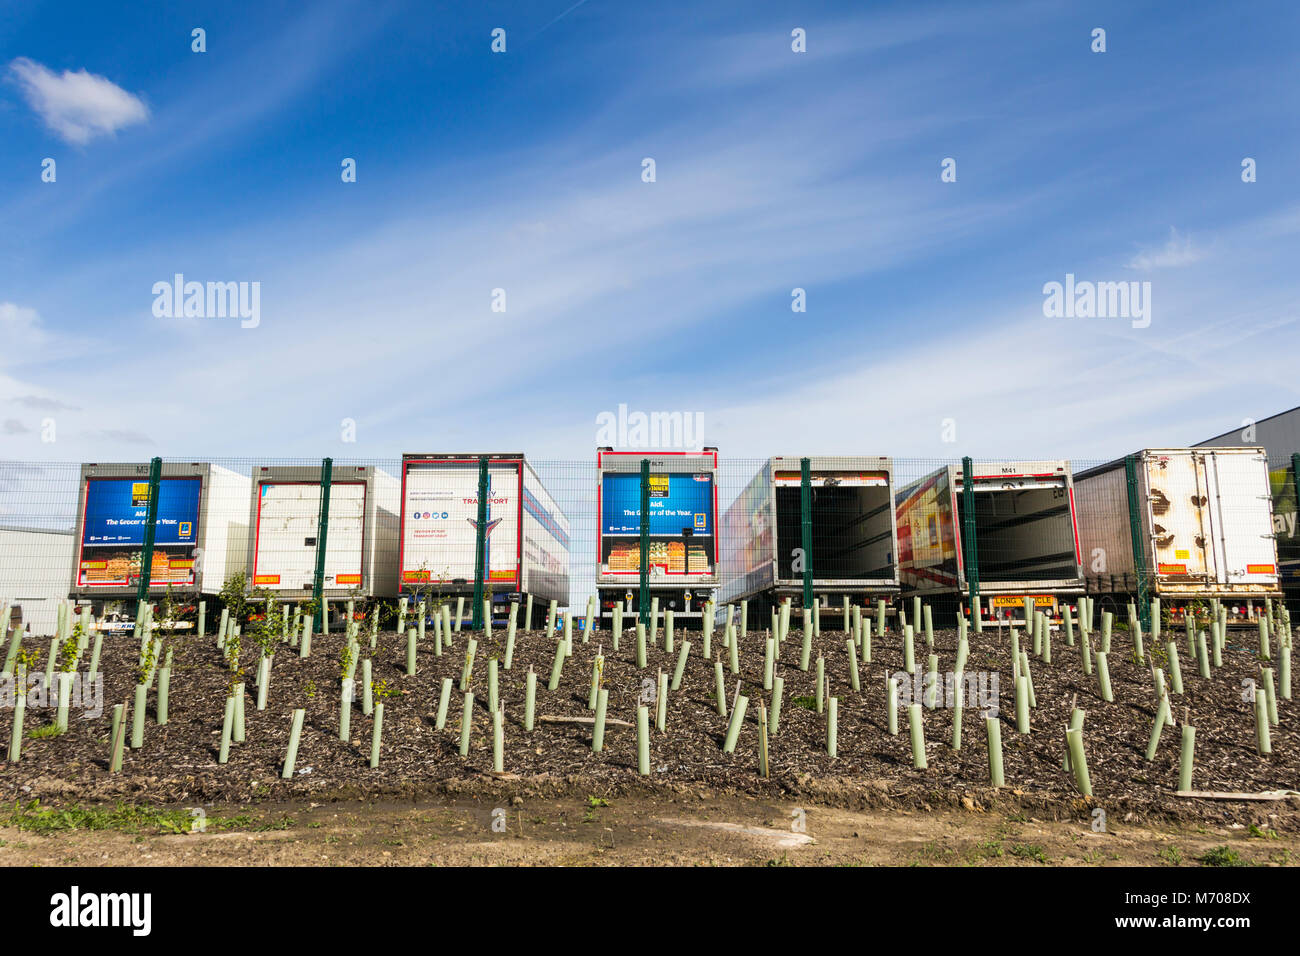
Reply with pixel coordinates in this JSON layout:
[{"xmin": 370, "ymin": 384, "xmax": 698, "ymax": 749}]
[{"xmin": 9, "ymin": 57, "xmax": 149, "ymax": 144}]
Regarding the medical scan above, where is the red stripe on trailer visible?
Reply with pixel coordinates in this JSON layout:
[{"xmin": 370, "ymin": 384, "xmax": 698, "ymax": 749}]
[
  {"xmin": 1068, "ymin": 484, "xmax": 1082, "ymax": 564},
  {"xmin": 713, "ymin": 479, "xmax": 719, "ymax": 579},
  {"xmin": 397, "ymin": 460, "xmax": 409, "ymax": 593}
]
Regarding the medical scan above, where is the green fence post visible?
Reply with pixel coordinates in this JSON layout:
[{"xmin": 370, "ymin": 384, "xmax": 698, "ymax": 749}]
[
  {"xmin": 472, "ymin": 456, "xmax": 489, "ymax": 630},
  {"xmin": 961, "ymin": 458, "xmax": 979, "ymax": 628},
  {"xmin": 800, "ymin": 457, "xmax": 813, "ymax": 613},
  {"xmin": 639, "ymin": 459, "xmax": 650, "ymax": 629},
  {"xmin": 312, "ymin": 457, "xmax": 333, "ymax": 633},
  {"xmin": 135, "ymin": 457, "xmax": 163, "ymax": 605},
  {"xmin": 1125, "ymin": 455, "xmax": 1152, "ymax": 634}
]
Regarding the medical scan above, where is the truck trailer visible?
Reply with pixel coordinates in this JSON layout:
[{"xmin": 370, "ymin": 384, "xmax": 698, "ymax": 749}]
[
  {"xmin": 1073, "ymin": 448, "xmax": 1280, "ymax": 620},
  {"xmin": 398, "ymin": 454, "xmax": 570, "ymax": 618},
  {"xmin": 0, "ymin": 525, "xmax": 75, "ymax": 636},
  {"xmin": 895, "ymin": 460, "xmax": 1085, "ymax": 623},
  {"xmin": 596, "ymin": 447, "xmax": 719, "ymax": 621},
  {"xmin": 246, "ymin": 464, "xmax": 400, "ymax": 599},
  {"xmin": 70, "ymin": 461, "xmax": 250, "ymax": 608},
  {"xmin": 719, "ymin": 456, "xmax": 899, "ymax": 614}
]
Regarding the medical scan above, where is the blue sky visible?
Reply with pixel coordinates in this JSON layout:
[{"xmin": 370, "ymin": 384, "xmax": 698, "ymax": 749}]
[{"xmin": 2, "ymin": 0, "xmax": 1299, "ymax": 468}]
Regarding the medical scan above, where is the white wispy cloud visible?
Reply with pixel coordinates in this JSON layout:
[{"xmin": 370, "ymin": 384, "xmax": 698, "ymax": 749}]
[
  {"xmin": 0, "ymin": 302, "xmax": 47, "ymax": 357},
  {"xmin": 1127, "ymin": 227, "xmax": 1207, "ymax": 271},
  {"xmin": 9, "ymin": 57, "xmax": 148, "ymax": 144}
]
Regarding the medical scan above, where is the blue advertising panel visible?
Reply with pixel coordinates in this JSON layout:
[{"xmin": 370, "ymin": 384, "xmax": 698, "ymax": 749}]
[
  {"xmin": 601, "ymin": 472, "xmax": 713, "ymax": 536},
  {"xmin": 82, "ymin": 477, "xmax": 202, "ymax": 548}
]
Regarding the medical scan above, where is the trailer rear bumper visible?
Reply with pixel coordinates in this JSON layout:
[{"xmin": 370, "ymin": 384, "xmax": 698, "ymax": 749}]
[{"xmin": 1083, "ymin": 574, "xmax": 1281, "ymax": 600}]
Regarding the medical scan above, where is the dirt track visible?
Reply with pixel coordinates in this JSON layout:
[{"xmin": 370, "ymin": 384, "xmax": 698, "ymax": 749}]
[{"xmin": 2, "ymin": 793, "xmax": 1297, "ymax": 867}]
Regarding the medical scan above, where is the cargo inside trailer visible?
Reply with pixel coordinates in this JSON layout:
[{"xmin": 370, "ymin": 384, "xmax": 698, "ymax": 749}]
[
  {"xmin": 956, "ymin": 485, "xmax": 1077, "ymax": 583},
  {"xmin": 775, "ymin": 483, "xmax": 895, "ymax": 581}
]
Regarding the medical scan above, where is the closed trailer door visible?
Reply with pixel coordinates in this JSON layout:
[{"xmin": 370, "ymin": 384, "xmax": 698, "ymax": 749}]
[
  {"xmin": 254, "ymin": 482, "xmax": 366, "ymax": 590},
  {"xmin": 1206, "ymin": 452, "xmax": 1277, "ymax": 585},
  {"xmin": 402, "ymin": 462, "xmax": 520, "ymax": 586},
  {"xmin": 1144, "ymin": 454, "xmax": 1213, "ymax": 581}
]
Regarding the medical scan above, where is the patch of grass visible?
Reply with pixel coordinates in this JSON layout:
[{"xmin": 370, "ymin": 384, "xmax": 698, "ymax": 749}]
[
  {"xmin": 585, "ymin": 795, "xmax": 609, "ymax": 809},
  {"xmin": 1247, "ymin": 824, "xmax": 1278, "ymax": 840},
  {"xmin": 910, "ymin": 840, "xmax": 955, "ymax": 865},
  {"xmin": 25, "ymin": 723, "xmax": 63, "ymax": 740},
  {"xmin": 790, "ymin": 695, "xmax": 818, "ymax": 711},
  {"xmin": 1008, "ymin": 842, "xmax": 1048, "ymax": 863},
  {"xmin": 1157, "ymin": 844, "xmax": 1184, "ymax": 865},
  {"xmin": 2, "ymin": 800, "xmax": 269, "ymax": 836},
  {"xmin": 971, "ymin": 839, "xmax": 1004, "ymax": 860},
  {"xmin": 1199, "ymin": 846, "xmax": 1246, "ymax": 867}
]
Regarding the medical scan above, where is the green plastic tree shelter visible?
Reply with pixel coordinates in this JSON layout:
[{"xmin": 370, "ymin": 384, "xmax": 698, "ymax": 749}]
[
  {"xmin": 312, "ymin": 457, "xmax": 333, "ymax": 632},
  {"xmin": 1125, "ymin": 454, "xmax": 1152, "ymax": 633},
  {"xmin": 472, "ymin": 456, "xmax": 489, "ymax": 630},
  {"xmin": 800, "ymin": 457, "xmax": 813, "ymax": 610},
  {"xmin": 135, "ymin": 456, "xmax": 163, "ymax": 604},
  {"xmin": 961, "ymin": 457, "xmax": 979, "ymax": 623},
  {"xmin": 639, "ymin": 459, "xmax": 650, "ymax": 628}
]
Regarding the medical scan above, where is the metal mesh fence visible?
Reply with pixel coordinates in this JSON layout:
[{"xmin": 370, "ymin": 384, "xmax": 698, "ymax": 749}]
[{"xmin": 1, "ymin": 452, "xmax": 1292, "ymax": 637}]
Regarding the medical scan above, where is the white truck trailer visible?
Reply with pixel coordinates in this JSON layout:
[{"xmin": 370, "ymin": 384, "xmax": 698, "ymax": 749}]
[
  {"xmin": 398, "ymin": 454, "xmax": 570, "ymax": 617},
  {"xmin": 246, "ymin": 464, "xmax": 399, "ymax": 599},
  {"xmin": 1073, "ymin": 448, "xmax": 1280, "ymax": 620},
  {"xmin": 895, "ymin": 460, "xmax": 1085, "ymax": 623},
  {"xmin": 70, "ymin": 461, "xmax": 250, "ymax": 608},
  {"xmin": 0, "ymin": 525, "xmax": 75, "ymax": 636},
  {"xmin": 719, "ymin": 456, "xmax": 899, "ymax": 614},
  {"xmin": 596, "ymin": 448, "xmax": 719, "ymax": 622}
]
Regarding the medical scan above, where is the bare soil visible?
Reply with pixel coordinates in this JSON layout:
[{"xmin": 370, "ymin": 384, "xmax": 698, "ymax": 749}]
[{"xmin": 2, "ymin": 792, "xmax": 1297, "ymax": 867}]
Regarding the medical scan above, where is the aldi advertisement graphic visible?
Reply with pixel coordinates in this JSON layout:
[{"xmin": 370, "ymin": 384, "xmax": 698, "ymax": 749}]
[
  {"xmin": 82, "ymin": 477, "xmax": 201, "ymax": 547},
  {"xmin": 602, "ymin": 472, "xmax": 713, "ymax": 536}
]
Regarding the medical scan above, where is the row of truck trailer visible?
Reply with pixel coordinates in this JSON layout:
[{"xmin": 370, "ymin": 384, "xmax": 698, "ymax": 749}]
[{"xmin": 38, "ymin": 446, "xmax": 1284, "ymax": 629}]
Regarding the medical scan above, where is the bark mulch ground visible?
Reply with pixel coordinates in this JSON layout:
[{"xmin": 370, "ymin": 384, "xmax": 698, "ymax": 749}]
[{"xmin": 1, "ymin": 617, "xmax": 1295, "ymax": 827}]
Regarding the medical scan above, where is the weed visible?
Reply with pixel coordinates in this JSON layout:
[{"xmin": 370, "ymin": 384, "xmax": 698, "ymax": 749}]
[
  {"xmin": 1008, "ymin": 843, "xmax": 1048, "ymax": 863},
  {"xmin": 3, "ymin": 800, "xmax": 258, "ymax": 836},
  {"xmin": 1199, "ymin": 846, "xmax": 1246, "ymax": 867}
]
